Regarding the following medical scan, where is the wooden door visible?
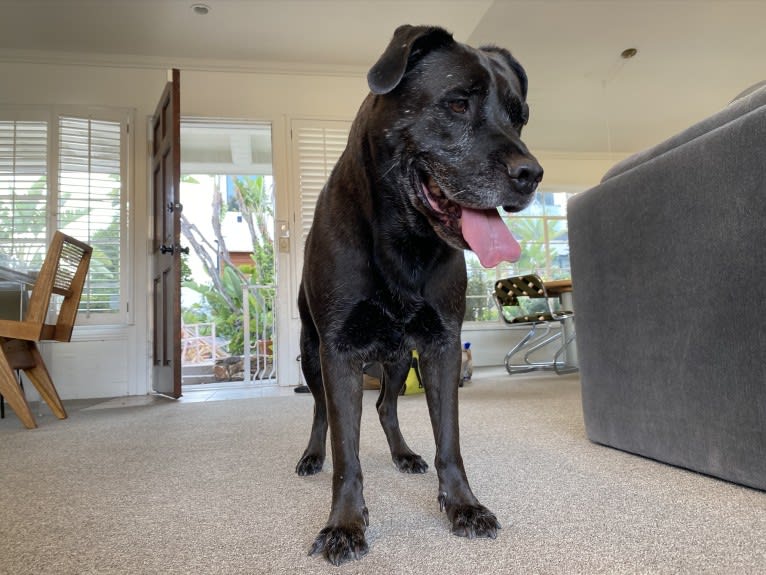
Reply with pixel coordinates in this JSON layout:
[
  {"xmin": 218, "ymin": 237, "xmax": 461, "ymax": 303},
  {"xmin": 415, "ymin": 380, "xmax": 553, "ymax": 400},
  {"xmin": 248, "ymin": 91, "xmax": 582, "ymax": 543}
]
[{"xmin": 151, "ymin": 69, "xmax": 182, "ymax": 398}]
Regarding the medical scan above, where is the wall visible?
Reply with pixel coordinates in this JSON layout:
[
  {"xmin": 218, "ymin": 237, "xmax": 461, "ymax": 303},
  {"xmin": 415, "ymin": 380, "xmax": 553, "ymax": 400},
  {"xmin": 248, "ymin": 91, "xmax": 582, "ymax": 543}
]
[
  {"xmin": 0, "ymin": 60, "xmax": 167, "ymax": 399},
  {"xmin": 0, "ymin": 57, "xmax": 625, "ymax": 398}
]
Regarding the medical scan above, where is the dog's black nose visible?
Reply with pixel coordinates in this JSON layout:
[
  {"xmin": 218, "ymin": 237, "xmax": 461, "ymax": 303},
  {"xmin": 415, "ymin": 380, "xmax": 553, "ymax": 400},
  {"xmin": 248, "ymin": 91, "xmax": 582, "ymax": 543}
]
[{"xmin": 508, "ymin": 161, "xmax": 543, "ymax": 195}]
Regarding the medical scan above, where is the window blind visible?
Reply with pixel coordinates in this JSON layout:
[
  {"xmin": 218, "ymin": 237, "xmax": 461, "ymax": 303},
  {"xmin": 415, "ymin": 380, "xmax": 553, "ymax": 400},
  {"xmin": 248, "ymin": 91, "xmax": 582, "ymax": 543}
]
[
  {"xmin": 58, "ymin": 116, "xmax": 123, "ymax": 316},
  {"xmin": 0, "ymin": 120, "xmax": 49, "ymax": 269},
  {"xmin": 288, "ymin": 120, "xmax": 349, "ymax": 317},
  {"xmin": 293, "ymin": 120, "xmax": 350, "ymax": 247}
]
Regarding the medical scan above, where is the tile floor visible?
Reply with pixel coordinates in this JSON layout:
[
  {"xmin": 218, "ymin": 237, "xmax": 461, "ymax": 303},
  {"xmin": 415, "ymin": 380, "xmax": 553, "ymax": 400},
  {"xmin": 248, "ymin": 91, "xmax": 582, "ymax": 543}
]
[
  {"xmin": 179, "ymin": 381, "xmax": 297, "ymax": 402},
  {"xmin": 177, "ymin": 367, "xmax": 512, "ymax": 403}
]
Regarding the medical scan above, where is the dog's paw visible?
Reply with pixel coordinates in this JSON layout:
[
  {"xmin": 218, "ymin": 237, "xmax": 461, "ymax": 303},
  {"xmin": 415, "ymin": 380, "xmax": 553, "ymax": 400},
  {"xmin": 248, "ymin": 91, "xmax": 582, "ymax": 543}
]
[
  {"xmin": 309, "ymin": 524, "xmax": 369, "ymax": 566},
  {"xmin": 295, "ymin": 453, "xmax": 324, "ymax": 476},
  {"xmin": 392, "ymin": 452, "xmax": 429, "ymax": 474},
  {"xmin": 439, "ymin": 495, "xmax": 501, "ymax": 539}
]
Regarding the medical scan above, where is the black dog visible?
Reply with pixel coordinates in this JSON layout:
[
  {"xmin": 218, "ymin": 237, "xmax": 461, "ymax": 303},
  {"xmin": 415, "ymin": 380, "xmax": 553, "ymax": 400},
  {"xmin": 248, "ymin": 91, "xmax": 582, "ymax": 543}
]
[{"xmin": 296, "ymin": 25, "xmax": 542, "ymax": 565}]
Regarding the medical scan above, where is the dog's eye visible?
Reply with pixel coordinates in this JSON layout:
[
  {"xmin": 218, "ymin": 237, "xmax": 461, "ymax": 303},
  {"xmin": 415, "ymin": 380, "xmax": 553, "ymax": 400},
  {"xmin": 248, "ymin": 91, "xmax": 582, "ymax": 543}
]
[{"xmin": 448, "ymin": 99, "xmax": 469, "ymax": 114}]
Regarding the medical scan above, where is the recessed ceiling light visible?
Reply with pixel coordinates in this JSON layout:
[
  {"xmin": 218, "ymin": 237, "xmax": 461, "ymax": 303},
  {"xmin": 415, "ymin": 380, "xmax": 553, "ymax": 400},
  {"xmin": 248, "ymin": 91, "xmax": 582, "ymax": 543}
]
[
  {"xmin": 621, "ymin": 48, "xmax": 638, "ymax": 59},
  {"xmin": 191, "ymin": 3, "xmax": 211, "ymax": 16}
]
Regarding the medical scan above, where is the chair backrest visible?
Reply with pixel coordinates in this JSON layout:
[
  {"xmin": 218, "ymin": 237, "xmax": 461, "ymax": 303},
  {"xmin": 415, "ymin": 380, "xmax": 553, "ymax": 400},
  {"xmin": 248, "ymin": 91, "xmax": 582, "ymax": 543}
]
[
  {"xmin": 494, "ymin": 274, "xmax": 549, "ymax": 307},
  {"xmin": 24, "ymin": 231, "xmax": 93, "ymax": 342},
  {"xmin": 494, "ymin": 274, "xmax": 562, "ymax": 324}
]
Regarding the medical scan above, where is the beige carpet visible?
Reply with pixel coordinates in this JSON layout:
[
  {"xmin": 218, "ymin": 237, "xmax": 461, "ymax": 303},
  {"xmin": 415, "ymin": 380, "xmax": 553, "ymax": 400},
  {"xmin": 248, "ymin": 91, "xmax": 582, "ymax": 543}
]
[{"xmin": 0, "ymin": 372, "xmax": 764, "ymax": 574}]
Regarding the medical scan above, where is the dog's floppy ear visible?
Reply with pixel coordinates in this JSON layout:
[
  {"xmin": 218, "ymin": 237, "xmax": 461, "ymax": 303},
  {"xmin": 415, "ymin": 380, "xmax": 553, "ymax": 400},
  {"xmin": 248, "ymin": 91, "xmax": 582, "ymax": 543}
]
[
  {"xmin": 367, "ymin": 25, "xmax": 454, "ymax": 95},
  {"xmin": 481, "ymin": 45, "xmax": 529, "ymax": 99}
]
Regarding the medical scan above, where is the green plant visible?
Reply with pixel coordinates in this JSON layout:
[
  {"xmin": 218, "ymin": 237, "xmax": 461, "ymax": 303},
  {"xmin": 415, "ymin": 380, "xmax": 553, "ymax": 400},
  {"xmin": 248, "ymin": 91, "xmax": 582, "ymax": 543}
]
[{"xmin": 183, "ymin": 262, "xmax": 273, "ymax": 355}]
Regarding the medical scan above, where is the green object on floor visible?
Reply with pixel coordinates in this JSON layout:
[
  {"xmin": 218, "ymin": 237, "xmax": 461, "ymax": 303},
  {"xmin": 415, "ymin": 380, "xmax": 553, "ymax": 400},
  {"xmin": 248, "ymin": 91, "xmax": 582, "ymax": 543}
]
[{"xmin": 402, "ymin": 350, "xmax": 424, "ymax": 395}]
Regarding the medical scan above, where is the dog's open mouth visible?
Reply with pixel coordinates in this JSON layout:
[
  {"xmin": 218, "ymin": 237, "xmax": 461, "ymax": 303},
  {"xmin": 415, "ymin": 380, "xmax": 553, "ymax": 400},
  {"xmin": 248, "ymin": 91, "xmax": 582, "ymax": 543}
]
[{"xmin": 419, "ymin": 176, "xmax": 521, "ymax": 267}]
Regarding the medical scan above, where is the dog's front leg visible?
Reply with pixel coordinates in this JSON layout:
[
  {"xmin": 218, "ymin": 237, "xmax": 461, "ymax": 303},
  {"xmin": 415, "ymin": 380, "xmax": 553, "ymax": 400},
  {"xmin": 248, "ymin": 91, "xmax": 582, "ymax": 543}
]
[
  {"xmin": 309, "ymin": 354, "xmax": 369, "ymax": 565},
  {"xmin": 421, "ymin": 340, "xmax": 501, "ymax": 539}
]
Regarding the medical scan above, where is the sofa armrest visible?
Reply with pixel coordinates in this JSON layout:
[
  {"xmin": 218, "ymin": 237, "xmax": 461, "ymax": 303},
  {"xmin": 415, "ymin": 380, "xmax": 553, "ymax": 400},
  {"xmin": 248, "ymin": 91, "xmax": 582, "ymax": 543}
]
[{"xmin": 567, "ymin": 97, "xmax": 766, "ymax": 491}]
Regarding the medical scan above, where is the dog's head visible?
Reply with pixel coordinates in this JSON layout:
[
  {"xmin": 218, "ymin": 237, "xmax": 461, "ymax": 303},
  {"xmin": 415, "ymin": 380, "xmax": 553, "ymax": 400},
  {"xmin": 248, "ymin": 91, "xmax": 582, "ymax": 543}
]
[{"xmin": 367, "ymin": 25, "xmax": 542, "ymax": 267}]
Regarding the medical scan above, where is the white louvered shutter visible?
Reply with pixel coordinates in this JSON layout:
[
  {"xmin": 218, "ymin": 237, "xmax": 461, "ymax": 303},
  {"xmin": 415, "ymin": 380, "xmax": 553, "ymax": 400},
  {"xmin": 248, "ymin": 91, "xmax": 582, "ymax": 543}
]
[
  {"xmin": 292, "ymin": 120, "xmax": 350, "ymax": 246},
  {"xmin": 290, "ymin": 119, "xmax": 350, "ymax": 289},
  {"xmin": 57, "ymin": 114, "xmax": 126, "ymax": 319},
  {"xmin": 0, "ymin": 118, "xmax": 49, "ymax": 268}
]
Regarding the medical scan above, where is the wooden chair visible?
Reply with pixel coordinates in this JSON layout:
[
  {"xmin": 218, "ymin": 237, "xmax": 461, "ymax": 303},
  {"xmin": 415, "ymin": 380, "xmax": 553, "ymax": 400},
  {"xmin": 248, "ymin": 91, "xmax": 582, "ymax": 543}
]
[{"xmin": 0, "ymin": 231, "xmax": 92, "ymax": 428}]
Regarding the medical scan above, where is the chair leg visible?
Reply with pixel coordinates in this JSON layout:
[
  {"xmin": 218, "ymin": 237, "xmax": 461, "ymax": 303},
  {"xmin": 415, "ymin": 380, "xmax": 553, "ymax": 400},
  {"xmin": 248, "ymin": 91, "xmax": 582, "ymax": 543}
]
[
  {"xmin": 504, "ymin": 324, "xmax": 540, "ymax": 374},
  {"xmin": 553, "ymin": 332, "xmax": 578, "ymax": 375},
  {"xmin": 0, "ymin": 347, "xmax": 36, "ymax": 429},
  {"xmin": 23, "ymin": 342, "xmax": 67, "ymax": 420},
  {"xmin": 505, "ymin": 323, "xmax": 562, "ymax": 375},
  {"xmin": 505, "ymin": 323, "xmax": 579, "ymax": 376}
]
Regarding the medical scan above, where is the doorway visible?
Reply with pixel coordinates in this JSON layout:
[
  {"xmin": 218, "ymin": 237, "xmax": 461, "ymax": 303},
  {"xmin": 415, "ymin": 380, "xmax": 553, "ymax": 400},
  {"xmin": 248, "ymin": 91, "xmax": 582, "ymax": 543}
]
[{"xmin": 178, "ymin": 119, "xmax": 276, "ymax": 389}]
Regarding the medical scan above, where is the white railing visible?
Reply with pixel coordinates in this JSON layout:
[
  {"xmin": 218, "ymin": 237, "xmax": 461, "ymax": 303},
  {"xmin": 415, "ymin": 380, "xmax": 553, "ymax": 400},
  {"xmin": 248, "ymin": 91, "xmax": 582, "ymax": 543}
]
[
  {"xmin": 182, "ymin": 322, "xmax": 226, "ymax": 365},
  {"xmin": 243, "ymin": 284, "xmax": 277, "ymax": 384}
]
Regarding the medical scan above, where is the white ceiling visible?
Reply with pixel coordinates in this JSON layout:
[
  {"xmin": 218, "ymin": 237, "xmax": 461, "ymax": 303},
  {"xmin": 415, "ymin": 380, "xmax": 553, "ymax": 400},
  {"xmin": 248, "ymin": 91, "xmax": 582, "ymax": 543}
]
[{"xmin": 1, "ymin": 0, "xmax": 764, "ymax": 155}]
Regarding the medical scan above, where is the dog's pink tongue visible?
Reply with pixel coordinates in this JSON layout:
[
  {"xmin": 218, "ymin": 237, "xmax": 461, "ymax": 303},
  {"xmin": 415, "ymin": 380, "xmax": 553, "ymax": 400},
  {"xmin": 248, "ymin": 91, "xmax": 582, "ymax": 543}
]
[{"xmin": 461, "ymin": 207, "xmax": 521, "ymax": 268}]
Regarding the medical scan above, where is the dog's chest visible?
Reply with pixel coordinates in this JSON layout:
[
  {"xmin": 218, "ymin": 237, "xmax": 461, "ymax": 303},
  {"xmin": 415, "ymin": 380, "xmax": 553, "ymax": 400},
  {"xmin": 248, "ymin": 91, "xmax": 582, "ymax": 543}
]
[{"xmin": 332, "ymin": 290, "xmax": 448, "ymax": 359}]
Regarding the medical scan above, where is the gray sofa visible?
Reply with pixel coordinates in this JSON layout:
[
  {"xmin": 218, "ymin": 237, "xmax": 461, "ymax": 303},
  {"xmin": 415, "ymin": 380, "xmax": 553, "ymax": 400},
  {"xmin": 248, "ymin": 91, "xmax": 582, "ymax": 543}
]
[{"xmin": 567, "ymin": 84, "xmax": 766, "ymax": 491}]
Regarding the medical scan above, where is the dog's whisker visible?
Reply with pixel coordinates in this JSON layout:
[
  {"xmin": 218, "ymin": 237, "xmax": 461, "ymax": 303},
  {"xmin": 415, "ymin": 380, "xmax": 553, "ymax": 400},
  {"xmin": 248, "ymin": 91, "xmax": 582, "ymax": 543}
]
[{"xmin": 377, "ymin": 161, "xmax": 399, "ymax": 183}]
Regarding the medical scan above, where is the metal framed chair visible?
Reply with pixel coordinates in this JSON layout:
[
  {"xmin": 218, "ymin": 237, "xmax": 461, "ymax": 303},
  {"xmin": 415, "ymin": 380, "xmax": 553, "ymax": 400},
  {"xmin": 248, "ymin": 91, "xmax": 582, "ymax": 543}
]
[
  {"xmin": 0, "ymin": 231, "xmax": 92, "ymax": 428},
  {"xmin": 493, "ymin": 274, "xmax": 576, "ymax": 375}
]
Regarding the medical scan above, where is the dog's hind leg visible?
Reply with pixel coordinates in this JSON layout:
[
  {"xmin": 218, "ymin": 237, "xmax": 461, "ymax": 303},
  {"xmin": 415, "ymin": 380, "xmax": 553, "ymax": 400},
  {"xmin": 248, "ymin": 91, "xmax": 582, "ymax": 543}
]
[
  {"xmin": 377, "ymin": 358, "xmax": 428, "ymax": 473},
  {"xmin": 295, "ymin": 288, "xmax": 328, "ymax": 476}
]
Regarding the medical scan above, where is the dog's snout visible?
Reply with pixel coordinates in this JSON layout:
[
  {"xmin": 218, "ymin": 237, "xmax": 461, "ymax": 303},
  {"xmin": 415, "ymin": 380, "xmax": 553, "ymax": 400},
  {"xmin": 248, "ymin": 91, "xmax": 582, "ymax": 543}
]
[{"xmin": 508, "ymin": 160, "xmax": 543, "ymax": 195}]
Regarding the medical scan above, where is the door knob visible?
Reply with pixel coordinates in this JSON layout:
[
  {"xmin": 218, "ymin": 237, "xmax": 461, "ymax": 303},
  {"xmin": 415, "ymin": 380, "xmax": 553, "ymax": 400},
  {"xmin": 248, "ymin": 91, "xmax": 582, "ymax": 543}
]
[{"xmin": 160, "ymin": 244, "xmax": 189, "ymax": 255}]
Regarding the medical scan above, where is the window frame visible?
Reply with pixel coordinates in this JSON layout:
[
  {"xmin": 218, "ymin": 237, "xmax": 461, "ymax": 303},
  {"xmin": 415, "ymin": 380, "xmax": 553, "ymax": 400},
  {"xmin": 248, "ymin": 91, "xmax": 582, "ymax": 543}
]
[
  {"xmin": 463, "ymin": 185, "xmax": 583, "ymax": 327},
  {"xmin": 0, "ymin": 104, "xmax": 133, "ymax": 326}
]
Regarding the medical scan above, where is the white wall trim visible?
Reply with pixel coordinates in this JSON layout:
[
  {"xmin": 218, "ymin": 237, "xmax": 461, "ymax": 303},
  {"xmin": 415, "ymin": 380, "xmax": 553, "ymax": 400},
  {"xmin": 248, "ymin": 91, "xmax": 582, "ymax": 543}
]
[{"xmin": 0, "ymin": 48, "xmax": 367, "ymax": 78}]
